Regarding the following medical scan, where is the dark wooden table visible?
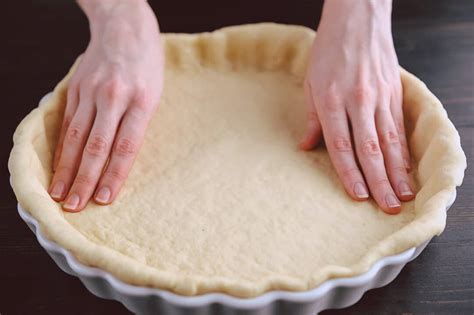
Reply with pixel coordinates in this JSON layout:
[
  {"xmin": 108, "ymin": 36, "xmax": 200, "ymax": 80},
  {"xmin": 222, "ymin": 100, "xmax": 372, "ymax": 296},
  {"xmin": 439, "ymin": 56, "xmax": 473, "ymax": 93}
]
[{"xmin": 1, "ymin": 1, "xmax": 473, "ymax": 314}]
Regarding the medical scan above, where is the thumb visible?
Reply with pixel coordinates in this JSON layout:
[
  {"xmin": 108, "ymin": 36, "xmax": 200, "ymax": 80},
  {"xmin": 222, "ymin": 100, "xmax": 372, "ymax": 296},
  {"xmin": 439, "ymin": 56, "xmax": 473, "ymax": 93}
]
[{"xmin": 299, "ymin": 84, "xmax": 322, "ymax": 150}]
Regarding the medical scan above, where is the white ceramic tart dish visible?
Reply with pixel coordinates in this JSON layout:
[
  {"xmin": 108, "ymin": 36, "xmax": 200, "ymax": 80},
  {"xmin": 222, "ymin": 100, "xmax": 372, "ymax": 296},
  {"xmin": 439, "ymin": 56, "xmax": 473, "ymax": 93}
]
[{"xmin": 9, "ymin": 23, "xmax": 466, "ymax": 314}]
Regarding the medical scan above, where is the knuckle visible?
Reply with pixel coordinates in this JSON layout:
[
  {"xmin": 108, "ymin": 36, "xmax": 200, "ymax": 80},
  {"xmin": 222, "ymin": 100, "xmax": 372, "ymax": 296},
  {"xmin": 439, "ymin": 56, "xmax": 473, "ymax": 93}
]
[
  {"xmin": 132, "ymin": 88, "xmax": 153, "ymax": 113},
  {"xmin": 352, "ymin": 86, "xmax": 374, "ymax": 104},
  {"xmin": 66, "ymin": 125, "xmax": 85, "ymax": 144},
  {"xmin": 114, "ymin": 137, "xmax": 137, "ymax": 157},
  {"xmin": 321, "ymin": 90, "xmax": 342, "ymax": 113},
  {"xmin": 130, "ymin": 103, "xmax": 148, "ymax": 119},
  {"xmin": 322, "ymin": 90, "xmax": 338, "ymax": 104},
  {"xmin": 331, "ymin": 136, "xmax": 352, "ymax": 152},
  {"xmin": 395, "ymin": 119, "xmax": 405, "ymax": 133},
  {"xmin": 85, "ymin": 134, "xmax": 109, "ymax": 156},
  {"xmin": 103, "ymin": 78, "xmax": 124, "ymax": 102},
  {"xmin": 74, "ymin": 173, "xmax": 94, "ymax": 186},
  {"xmin": 128, "ymin": 107, "xmax": 146, "ymax": 122},
  {"xmin": 62, "ymin": 115, "xmax": 73, "ymax": 130},
  {"xmin": 81, "ymin": 75, "xmax": 100, "ymax": 91},
  {"xmin": 392, "ymin": 165, "xmax": 406, "ymax": 174},
  {"xmin": 360, "ymin": 138, "xmax": 382, "ymax": 157},
  {"xmin": 105, "ymin": 168, "xmax": 127, "ymax": 182},
  {"xmin": 134, "ymin": 88, "xmax": 148, "ymax": 105},
  {"xmin": 382, "ymin": 130, "xmax": 400, "ymax": 146},
  {"xmin": 56, "ymin": 165, "xmax": 74, "ymax": 175},
  {"xmin": 374, "ymin": 178, "xmax": 391, "ymax": 189},
  {"xmin": 340, "ymin": 167, "xmax": 360, "ymax": 181}
]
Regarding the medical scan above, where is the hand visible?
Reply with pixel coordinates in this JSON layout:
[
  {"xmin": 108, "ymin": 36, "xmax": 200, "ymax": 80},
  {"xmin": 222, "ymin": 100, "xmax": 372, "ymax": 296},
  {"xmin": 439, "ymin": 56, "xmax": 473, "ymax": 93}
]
[
  {"xmin": 49, "ymin": 0, "xmax": 164, "ymax": 211},
  {"xmin": 300, "ymin": 0, "xmax": 414, "ymax": 214}
]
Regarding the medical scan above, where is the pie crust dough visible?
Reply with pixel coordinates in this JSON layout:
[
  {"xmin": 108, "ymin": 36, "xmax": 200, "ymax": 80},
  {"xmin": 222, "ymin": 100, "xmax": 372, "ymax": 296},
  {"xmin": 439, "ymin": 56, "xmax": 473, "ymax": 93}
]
[{"xmin": 9, "ymin": 23, "xmax": 466, "ymax": 297}]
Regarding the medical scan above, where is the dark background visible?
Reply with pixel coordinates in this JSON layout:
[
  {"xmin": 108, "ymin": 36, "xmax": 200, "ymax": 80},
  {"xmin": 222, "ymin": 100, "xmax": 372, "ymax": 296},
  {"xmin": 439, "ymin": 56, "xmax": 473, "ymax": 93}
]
[{"xmin": 1, "ymin": 0, "xmax": 473, "ymax": 314}]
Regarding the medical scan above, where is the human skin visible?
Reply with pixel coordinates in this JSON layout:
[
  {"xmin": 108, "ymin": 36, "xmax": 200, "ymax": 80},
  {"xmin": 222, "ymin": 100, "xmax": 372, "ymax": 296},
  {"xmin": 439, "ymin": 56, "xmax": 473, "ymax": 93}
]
[
  {"xmin": 49, "ymin": 0, "xmax": 414, "ymax": 213},
  {"xmin": 300, "ymin": 0, "xmax": 415, "ymax": 214},
  {"xmin": 48, "ymin": 0, "xmax": 164, "ymax": 211}
]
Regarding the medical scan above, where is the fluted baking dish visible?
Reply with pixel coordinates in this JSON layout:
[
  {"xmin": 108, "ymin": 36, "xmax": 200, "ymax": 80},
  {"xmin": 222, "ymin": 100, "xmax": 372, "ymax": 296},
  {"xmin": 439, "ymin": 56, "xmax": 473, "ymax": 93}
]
[{"xmin": 10, "ymin": 24, "xmax": 466, "ymax": 314}]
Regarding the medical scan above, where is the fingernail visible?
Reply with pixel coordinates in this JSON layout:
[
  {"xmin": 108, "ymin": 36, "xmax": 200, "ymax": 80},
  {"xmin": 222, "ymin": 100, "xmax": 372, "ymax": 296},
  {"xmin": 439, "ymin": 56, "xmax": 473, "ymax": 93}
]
[
  {"xmin": 385, "ymin": 194, "xmax": 401, "ymax": 209},
  {"xmin": 354, "ymin": 182, "xmax": 369, "ymax": 199},
  {"xmin": 95, "ymin": 187, "xmax": 111, "ymax": 204},
  {"xmin": 50, "ymin": 181, "xmax": 65, "ymax": 199},
  {"xmin": 398, "ymin": 181, "xmax": 414, "ymax": 197},
  {"xmin": 64, "ymin": 194, "xmax": 80, "ymax": 210}
]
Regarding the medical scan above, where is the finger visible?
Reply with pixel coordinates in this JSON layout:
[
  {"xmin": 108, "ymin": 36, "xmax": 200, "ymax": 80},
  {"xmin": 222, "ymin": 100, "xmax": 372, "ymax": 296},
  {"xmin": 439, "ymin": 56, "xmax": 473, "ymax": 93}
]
[
  {"xmin": 62, "ymin": 107, "xmax": 123, "ymax": 211},
  {"xmin": 94, "ymin": 105, "xmax": 150, "ymax": 205},
  {"xmin": 390, "ymin": 85, "xmax": 411, "ymax": 171},
  {"xmin": 375, "ymin": 108, "xmax": 415, "ymax": 202},
  {"xmin": 299, "ymin": 83, "xmax": 323, "ymax": 150},
  {"xmin": 53, "ymin": 82, "xmax": 79, "ymax": 171},
  {"xmin": 351, "ymin": 109, "xmax": 401, "ymax": 214},
  {"xmin": 318, "ymin": 96, "xmax": 369, "ymax": 201},
  {"xmin": 48, "ymin": 98, "xmax": 95, "ymax": 202}
]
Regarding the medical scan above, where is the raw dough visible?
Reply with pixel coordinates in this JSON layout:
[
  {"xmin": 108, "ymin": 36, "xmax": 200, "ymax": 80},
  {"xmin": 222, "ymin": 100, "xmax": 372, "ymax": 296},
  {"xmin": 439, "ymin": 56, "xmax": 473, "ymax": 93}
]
[{"xmin": 9, "ymin": 23, "xmax": 466, "ymax": 297}]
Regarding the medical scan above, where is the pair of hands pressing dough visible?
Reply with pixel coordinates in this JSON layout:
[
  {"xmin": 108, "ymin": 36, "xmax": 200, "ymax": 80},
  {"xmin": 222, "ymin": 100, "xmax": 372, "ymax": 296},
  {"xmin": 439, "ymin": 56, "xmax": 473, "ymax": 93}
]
[{"xmin": 49, "ymin": 0, "xmax": 415, "ymax": 214}]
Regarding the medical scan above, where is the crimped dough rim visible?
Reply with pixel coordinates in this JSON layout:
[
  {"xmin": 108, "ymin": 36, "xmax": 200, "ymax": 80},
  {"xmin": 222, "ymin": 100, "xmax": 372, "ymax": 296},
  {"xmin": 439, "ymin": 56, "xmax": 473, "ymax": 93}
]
[{"xmin": 8, "ymin": 23, "xmax": 466, "ymax": 298}]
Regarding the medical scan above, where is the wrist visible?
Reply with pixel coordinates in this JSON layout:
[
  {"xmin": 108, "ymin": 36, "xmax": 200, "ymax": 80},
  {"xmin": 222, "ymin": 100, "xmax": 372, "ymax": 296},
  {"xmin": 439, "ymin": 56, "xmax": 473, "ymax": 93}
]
[
  {"xmin": 319, "ymin": 0, "xmax": 392, "ymax": 35},
  {"xmin": 78, "ymin": 0, "xmax": 158, "ymax": 45},
  {"xmin": 77, "ymin": 0, "xmax": 147, "ymax": 26}
]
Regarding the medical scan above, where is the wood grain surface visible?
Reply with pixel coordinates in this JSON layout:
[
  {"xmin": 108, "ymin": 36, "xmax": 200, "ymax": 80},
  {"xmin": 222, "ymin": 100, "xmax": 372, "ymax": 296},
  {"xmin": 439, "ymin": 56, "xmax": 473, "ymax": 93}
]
[{"xmin": 1, "ymin": 1, "xmax": 473, "ymax": 314}]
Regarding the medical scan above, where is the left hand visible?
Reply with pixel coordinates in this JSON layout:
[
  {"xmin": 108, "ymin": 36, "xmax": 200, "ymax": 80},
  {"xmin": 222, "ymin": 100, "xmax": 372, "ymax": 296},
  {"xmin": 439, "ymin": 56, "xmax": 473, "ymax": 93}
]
[{"xmin": 49, "ymin": 0, "xmax": 164, "ymax": 211}]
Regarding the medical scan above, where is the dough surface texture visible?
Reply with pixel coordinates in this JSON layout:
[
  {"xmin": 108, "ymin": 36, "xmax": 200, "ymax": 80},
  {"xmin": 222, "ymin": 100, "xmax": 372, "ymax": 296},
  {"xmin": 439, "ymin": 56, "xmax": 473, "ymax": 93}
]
[{"xmin": 9, "ymin": 23, "xmax": 466, "ymax": 297}]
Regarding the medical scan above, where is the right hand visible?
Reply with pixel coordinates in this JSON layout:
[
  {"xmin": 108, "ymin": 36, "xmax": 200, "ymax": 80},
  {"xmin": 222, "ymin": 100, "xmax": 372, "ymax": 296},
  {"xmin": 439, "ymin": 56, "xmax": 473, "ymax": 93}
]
[
  {"xmin": 49, "ymin": 0, "xmax": 164, "ymax": 212},
  {"xmin": 300, "ymin": 0, "xmax": 414, "ymax": 214}
]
